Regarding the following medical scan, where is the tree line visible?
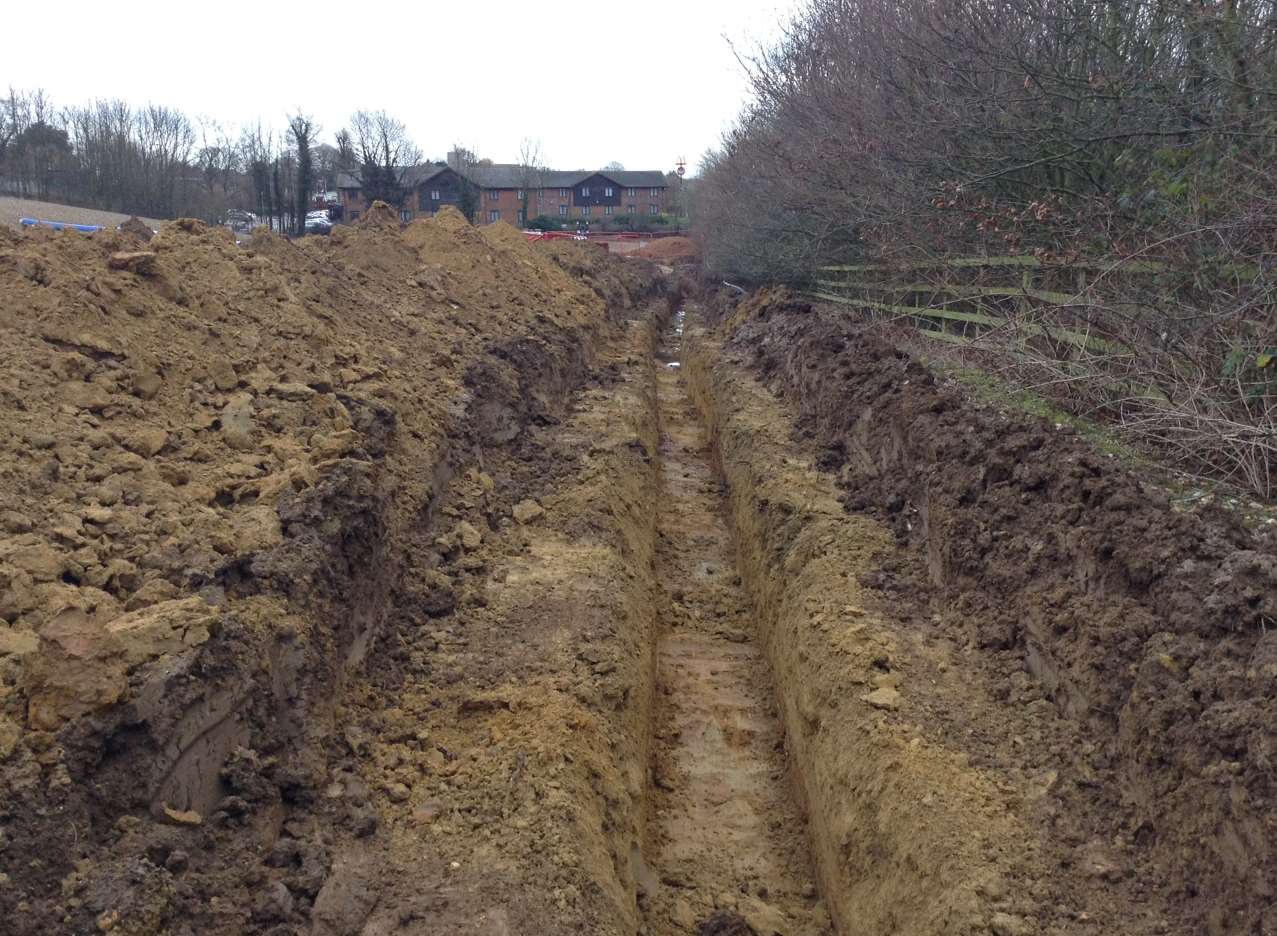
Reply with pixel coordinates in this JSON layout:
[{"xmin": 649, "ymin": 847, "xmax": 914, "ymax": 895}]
[
  {"xmin": 693, "ymin": 0, "xmax": 1277, "ymax": 496},
  {"xmin": 694, "ymin": 0, "xmax": 1277, "ymax": 281},
  {"xmin": 0, "ymin": 88, "xmax": 432, "ymax": 234}
]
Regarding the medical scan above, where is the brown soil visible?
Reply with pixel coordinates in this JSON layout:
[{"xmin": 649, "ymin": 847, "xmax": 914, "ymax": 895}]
[
  {"xmin": 634, "ymin": 237, "xmax": 699, "ymax": 263},
  {"xmin": 4, "ymin": 201, "xmax": 1276, "ymax": 936},
  {"xmin": 683, "ymin": 318, "xmax": 1036, "ymax": 936},
  {"xmin": 0, "ymin": 206, "xmax": 665, "ymax": 933},
  {"xmin": 640, "ymin": 322, "xmax": 827, "ymax": 935},
  {"xmin": 704, "ymin": 285, "xmax": 1277, "ymax": 935}
]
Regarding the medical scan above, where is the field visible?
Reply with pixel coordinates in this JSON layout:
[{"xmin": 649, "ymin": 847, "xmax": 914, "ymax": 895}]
[{"xmin": 0, "ymin": 195, "xmax": 163, "ymax": 231}]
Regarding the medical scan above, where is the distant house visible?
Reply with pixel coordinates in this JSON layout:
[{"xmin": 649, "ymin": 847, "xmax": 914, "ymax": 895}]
[
  {"xmin": 337, "ymin": 164, "xmax": 670, "ymax": 226},
  {"xmin": 337, "ymin": 165, "xmax": 471, "ymax": 224}
]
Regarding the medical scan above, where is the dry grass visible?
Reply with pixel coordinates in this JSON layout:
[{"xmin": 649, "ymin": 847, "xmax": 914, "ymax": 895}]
[{"xmin": 0, "ymin": 196, "xmax": 163, "ymax": 231}]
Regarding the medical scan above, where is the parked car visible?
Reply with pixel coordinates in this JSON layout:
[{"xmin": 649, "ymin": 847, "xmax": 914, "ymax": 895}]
[
  {"xmin": 304, "ymin": 214, "xmax": 332, "ymax": 235},
  {"xmin": 225, "ymin": 208, "xmax": 258, "ymax": 233}
]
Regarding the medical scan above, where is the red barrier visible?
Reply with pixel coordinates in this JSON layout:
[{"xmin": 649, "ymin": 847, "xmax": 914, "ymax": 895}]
[{"xmin": 522, "ymin": 229, "xmax": 685, "ymax": 242}]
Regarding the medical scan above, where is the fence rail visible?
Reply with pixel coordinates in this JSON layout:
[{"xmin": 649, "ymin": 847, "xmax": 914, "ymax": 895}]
[{"xmin": 800, "ymin": 254, "xmax": 1245, "ymax": 355}]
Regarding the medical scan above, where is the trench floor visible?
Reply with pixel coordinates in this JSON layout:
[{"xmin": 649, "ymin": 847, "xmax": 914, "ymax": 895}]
[{"xmin": 640, "ymin": 334, "xmax": 831, "ymax": 936}]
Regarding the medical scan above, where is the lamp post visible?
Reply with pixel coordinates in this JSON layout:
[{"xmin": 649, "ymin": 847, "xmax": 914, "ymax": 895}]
[{"xmin": 675, "ymin": 157, "xmax": 686, "ymax": 231}]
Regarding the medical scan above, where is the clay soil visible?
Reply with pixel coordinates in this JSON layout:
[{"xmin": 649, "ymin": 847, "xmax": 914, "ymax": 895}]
[
  {"xmin": 640, "ymin": 317, "xmax": 828, "ymax": 935},
  {"xmin": 2, "ymin": 208, "xmax": 1276, "ymax": 936},
  {"xmin": 633, "ymin": 237, "xmax": 699, "ymax": 263},
  {"xmin": 703, "ymin": 286, "xmax": 1277, "ymax": 935}
]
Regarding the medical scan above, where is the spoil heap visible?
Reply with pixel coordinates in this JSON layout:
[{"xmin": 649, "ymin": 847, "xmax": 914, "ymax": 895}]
[
  {"xmin": 0, "ymin": 204, "xmax": 660, "ymax": 932},
  {"xmin": 709, "ymin": 285, "xmax": 1277, "ymax": 934},
  {"xmin": 633, "ymin": 236, "xmax": 698, "ymax": 263}
]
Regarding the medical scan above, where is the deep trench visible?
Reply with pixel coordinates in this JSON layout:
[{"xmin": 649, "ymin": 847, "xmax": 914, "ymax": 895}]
[{"xmin": 637, "ymin": 313, "xmax": 832, "ymax": 935}]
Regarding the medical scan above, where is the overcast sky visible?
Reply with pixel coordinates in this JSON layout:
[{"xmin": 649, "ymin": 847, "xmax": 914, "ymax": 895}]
[{"xmin": 5, "ymin": 0, "xmax": 800, "ymax": 175}]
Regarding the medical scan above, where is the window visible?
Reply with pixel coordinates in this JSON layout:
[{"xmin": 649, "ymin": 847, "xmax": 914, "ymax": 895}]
[
  {"xmin": 559, "ymin": 188, "xmax": 569, "ymax": 197},
  {"xmin": 650, "ymin": 187, "xmax": 660, "ymax": 197},
  {"xmin": 489, "ymin": 190, "xmax": 499, "ymax": 201},
  {"xmin": 431, "ymin": 189, "xmax": 441, "ymax": 200},
  {"xmin": 517, "ymin": 209, "xmax": 526, "ymax": 225},
  {"xmin": 626, "ymin": 204, "xmax": 636, "ymax": 214},
  {"xmin": 488, "ymin": 210, "xmax": 501, "ymax": 222},
  {"xmin": 580, "ymin": 206, "xmax": 590, "ymax": 217},
  {"xmin": 649, "ymin": 204, "xmax": 659, "ymax": 215},
  {"xmin": 581, "ymin": 186, "xmax": 591, "ymax": 197},
  {"xmin": 516, "ymin": 190, "xmax": 524, "ymax": 200},
  {"xmin": 558, "ymin": 205, "xmax": 568, "ymax": 216},
  {"xmin": 604, "ymin": 205, "xmax": 614, "ymax": 215},
  {"xmin": 604, "ymin": 186, "xmax": 613, "ymax": 197},
  {"xmin": 400, "ymin": 209, "xmax": 413, "ymax": 222},
  {"xmin": 627, "ymin": 187, "xmax": 636, "ymax": 197}
]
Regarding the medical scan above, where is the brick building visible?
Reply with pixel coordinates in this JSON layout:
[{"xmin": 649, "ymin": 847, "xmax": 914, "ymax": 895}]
[{"xmin": 337, "ymin": 164, "xmax": 670, "ymax": 226}]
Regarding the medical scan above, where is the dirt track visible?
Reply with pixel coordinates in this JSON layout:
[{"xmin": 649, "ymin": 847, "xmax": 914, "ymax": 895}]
[{"xmin": 1, "ymin": 217, "xmax": 1275, "ymax": 935}]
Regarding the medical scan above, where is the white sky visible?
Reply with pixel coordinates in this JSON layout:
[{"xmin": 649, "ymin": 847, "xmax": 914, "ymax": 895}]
[{"xmin": 4, "ymin": 0, "xmax": 800, "ymax": 176}]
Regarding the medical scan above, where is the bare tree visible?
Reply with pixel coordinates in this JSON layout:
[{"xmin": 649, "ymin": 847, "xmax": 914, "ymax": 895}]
[
  {"xmin": 694, "ymin": 0, "xmax": 1277, "ymax": 498},
  {"xmin": 516, "ymin": 137, "xmax": 548, "ymax": 225},
  {"xmin": 195, "ymin": 117, "xmax": 243, "ymax": 218},
  {"xmin": 348, "ymin": 109, "xmax": 421, "ymax": 207},
  {"xmin": 312, "ymin": 142, "xmax": 339, "ymax": 191},
  {"xmin": 240, "ymin": 121, "xmax": 276, "ymax": 225},
  {"xmin": 334, "ymin": 128, "xmax": 356, "ymax": 174}
]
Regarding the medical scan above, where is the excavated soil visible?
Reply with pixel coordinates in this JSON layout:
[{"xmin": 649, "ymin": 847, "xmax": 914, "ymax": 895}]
[
  {"xmin": 703, "ymin": 286, "xmax": 1277, "ymax": 936},
  {"xmin": 4, "ymin": 205, "xmax": 1277, "ymax": 936},
  {"xmin": 632, "ymin": 238, "xmax": 698, "ymax": 263},
  {"xmin": 0, "ymin": 206, "xmax": 665, "ymax": 933},
  {"xmin": 639, "ymin": 316, "xmax": 827, "ymax": 935}
]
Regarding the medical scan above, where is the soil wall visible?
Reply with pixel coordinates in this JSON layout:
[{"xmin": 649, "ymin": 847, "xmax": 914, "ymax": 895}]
[
  {"xmin": 708, "ymin": 287, "xmax": 1277, "ymax": 935},
  {"xmin": 304, "ymin": 318, "xmax": 666, "ymax": 934},
  {"xmin": 682, "ymin": 323, "xmax": 1032, "ymax": 935}
]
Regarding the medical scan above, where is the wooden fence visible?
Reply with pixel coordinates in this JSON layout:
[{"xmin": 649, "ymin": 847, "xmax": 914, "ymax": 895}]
[{"xmin": 805, "ymin": 254, "xmax": 1264, "ymax": 356}]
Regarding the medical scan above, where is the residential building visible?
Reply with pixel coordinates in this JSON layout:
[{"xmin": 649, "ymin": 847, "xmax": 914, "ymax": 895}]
[{"xmin": 337, "ymin": 163, "xmax": 670, "ymax": 226}]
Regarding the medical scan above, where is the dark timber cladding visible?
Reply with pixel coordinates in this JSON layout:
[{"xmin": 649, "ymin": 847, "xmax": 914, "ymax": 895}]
[
  {"xmin": 413, "ymin": 167, "xmax": 469, "ymax": 213},
  {"xmin": 573, "ymin": 173, "xmax": 622, "ymax": 209}
]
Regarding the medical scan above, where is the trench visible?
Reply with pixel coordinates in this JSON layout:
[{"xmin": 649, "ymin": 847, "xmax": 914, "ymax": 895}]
[{"xmin": 638, "ymin": 312, "xmax": 831, "ymax": 935}]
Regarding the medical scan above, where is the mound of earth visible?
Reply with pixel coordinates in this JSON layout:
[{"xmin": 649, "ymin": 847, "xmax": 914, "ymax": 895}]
[
  {"xmin": 712, "ymin": 285, "xmax": 1277, "ymax": 934},
  {"xmin": 633, "ymin": 236, "xmax": 698, "ymax": 262},
  {"xmin": 0, "ymin": 205, "xmax": 663, "ymax": 932},
  {"xmin": 541, "ymin": 237, "xmax": 665, "ymax": 310}
]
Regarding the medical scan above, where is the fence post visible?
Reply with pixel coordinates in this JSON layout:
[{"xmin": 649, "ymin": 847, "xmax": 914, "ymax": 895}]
[{"xmin": 1018, "ymin": 268, "xmax": 1033, "ymax": 317}]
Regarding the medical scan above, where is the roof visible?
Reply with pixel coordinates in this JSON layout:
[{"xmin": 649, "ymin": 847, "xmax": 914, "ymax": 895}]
[
  {"xmin": 522, "ymin": 169, "xmax": 669, "ymax": 190},
  {"xmin": 604, "ymin": 170, "xmax": 668, "ymax": 188},
  {"xmin": 337, "ymin": 165, "xmax": 669, "ymax": 192},
  {"xmin": 465, "ymin": 165, "xmax": 537, "ymax": 189},
  {"xmin": 336, "ymin": 164, "xmax": 452, "ymax": 190}
]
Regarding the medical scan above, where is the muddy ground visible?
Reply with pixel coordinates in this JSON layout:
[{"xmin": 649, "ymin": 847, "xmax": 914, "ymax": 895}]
[
  {"xmin": 704, "ymin": 286, "xmax": 1277, "ymax": 935},
  {"xmin": 1, "ymin": 215, "xmax": 1275, "ymax": 936}
]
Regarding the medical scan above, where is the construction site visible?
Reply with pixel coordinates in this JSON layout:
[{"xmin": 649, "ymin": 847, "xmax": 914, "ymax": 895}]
[
  {"xmin": 4, "ymin": 0, "xmax": 1277, "ymax": 927},
  {"xmin": 0, "ymin": 193, "xmax": 1273, "ymax": 936}
]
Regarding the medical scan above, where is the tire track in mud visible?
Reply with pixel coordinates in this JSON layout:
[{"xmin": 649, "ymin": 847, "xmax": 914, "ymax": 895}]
[{"xmin": 640, "ymin": 317, "xmax": 831, "ymax": 936}]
